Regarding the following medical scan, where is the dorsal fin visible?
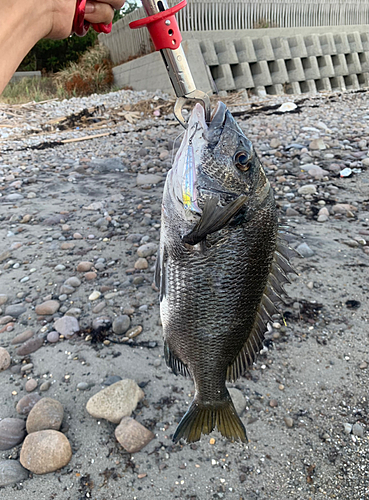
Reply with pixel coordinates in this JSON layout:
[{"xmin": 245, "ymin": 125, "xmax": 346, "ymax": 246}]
[{"xmin": 226, "ymin": 236, "xmax": 295, "ymax": 382}]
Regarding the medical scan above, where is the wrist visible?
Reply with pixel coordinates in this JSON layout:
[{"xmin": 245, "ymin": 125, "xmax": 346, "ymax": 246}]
[{"xmin": 0, "ymin": 0, "xmax": 53, "ymax": 93}]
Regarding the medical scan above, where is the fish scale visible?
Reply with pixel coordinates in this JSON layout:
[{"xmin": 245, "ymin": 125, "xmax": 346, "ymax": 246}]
[{"xmin": 155, "ymin": 102, "xmax": 294, "ymax": 443}]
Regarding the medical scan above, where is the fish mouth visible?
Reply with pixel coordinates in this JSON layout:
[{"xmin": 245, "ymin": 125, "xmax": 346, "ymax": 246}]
[{"xmin": 204, "ymin": 101, "xmax": 228, "ymax": 146}]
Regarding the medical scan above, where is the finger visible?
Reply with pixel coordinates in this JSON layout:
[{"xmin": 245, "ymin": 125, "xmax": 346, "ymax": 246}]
[
  {"xmin": 84, "ymin": 1, "xmax": 114, "ymax": 25},
  {"xmin": 95, "ymin": 0, "xmax": 126, "ymax": 10}
]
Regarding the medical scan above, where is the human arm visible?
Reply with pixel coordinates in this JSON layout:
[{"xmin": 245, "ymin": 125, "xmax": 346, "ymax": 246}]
[{"xmin": 0, "ymin": 0, "xmax": 124, "ymax": 94}]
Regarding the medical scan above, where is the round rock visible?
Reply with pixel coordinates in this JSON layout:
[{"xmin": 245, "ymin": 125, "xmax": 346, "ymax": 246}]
[
  {"xmin": 0, "ymin": 418, "xmax": 27, "ymax": 450},
  {"xmin": 16, "ymin": 336, "xmax": 44, "ymax": 357},
  {"xmin": 77, "ymin": 261, "xmax": 93, "ymax": 272},
  {"xmin": 0, "ymin": 347, "xmax": 11, "ymax": 372},
  {"xmin": 112, "ymin": 315, "xmax": 131, "ymax": 335},
  {"xmin": 16, "ymin": 394, "xmax": 42, "ymax": 416},
  {"xmin": 54, "ymin": 316, "xmax": 79, "ymax": 338},
  {"xmin": 86, "ymin": 379, "xmax": 144, "ymax": 424},
  {"xmin": 35, "ymin": 300, "xmax": 60, "ymax": 316},
  {"xmin": 134, "ymin": 258, "xmax": 148, "ymax": 270},
  {"xmin": 137, "ymin": 243, "xmax": 158, "ymax": 258},
  {"xmin": 47, "ymin": 331, "xmax": 60, "ymax": 343},
  {"xmin": 0, "ymin": 460, "xmax": 28, "ymax": 487},
  {"xmin": 25, "ymin": 379, "xmax": 38, "ymax": 392},
  {"xmin": 115, "ymin": 417, "xmax": 154, "ymax": 453},
  {"xmin": 64, "ymin": 277, "xmax": 81, "ymax": 287},
  {"xmin": 0, "ymin": 295, "xmax": 8, "ymax": 306},
  {"xmin": 20, "ymin": 430, "xmax": 72, "ymax": 475},
  {"xmin": 26, "ymin": 398, "xmax": 64, "ymax": 434},
  {"xmin": 5, "ymin": 304, "xmax": 26, "ymax": 318},
  {"xmin": 11, "ymin": 329, "xmax": 34, "ymax": 345}
]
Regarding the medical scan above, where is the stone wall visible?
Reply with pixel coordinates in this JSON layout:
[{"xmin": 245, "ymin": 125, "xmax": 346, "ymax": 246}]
[{"xmin": 109, "ymin": 26, "xmax": 369, "ymax": 96}]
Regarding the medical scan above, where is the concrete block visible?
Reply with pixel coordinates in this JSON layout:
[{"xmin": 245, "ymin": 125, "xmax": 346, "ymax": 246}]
[
  {"xmin": 315, "ymin": 77, "xmax": 332, "ymax": 92},
  {"xmin": 270, "ymin": 37, "xmax": 291, "ymax": 60},
  {"xmin": 330, "ymin": 76, "xmax": 346, "ymax": 91},
  {"xmin": 345, "ymin": 53, "xmax": 362, "ymax": 74},
  {"xmin": 265, "ymin": 84, "xmax": 284, "ymax": 95},
  {"xmin": 358, "ymin": 52, "xmax": 369, "ymax": 72},
  {"xmin": 360, "ymin": 32, "xmax": 369, "ymax": 52},
  {"xmin": 10, "ymin": 71, "xmax": 41, "ymax": 83},
  {"xmin": 285, "ymin": 81, "xmax": 301, "ymax": 95},
  {"xmin": 287, "ymin": 35, "xmax": 308, "ymax": 58},
  {"xmin": 231, "ymin": 63, "xmax": 255, "ymax": 89},
  {"xmin": 333, "ymin": 33, "xmax": 351, "ymax": 54},
  {"xmin": 319, "ymin": 33, "xmax": 337, "ymax": 55},
  {"xmin": 304, "ymin": 34, "xmax": 323, "ymax": 57},
  {"xmin": 347, "ymin": 32, "xmax": 363, "ymax": 53},
  {"xmin": 268, "ymin": 59, "xmax": 289, "ymax": 84},
  {"xmin": 214, "ymin": 40, "xmax": 239, "ymax": 65},
  {"xmin": 211, "ymin": 64, "xmax": 235, "ymax": 91},
  {"xmin": 284, "ymin": 58, "xmax": 305, "ymax": 82},
  {"xmin": 252, "ymin": 36, "xmax": 275, "ymax": 61},
  {"xmin": 254, "ymin": 86, "xmax": 267, "ymax": 98},
  {"xmin": 200, "ymin": 40, "xmax": 219, "ymax": 66},
  {"xmin": 301, "ymin": 57, "xmax": 321, "ymax": 80},
  {"xmin": 112, "ymin": 40, "xmax": 213, "ymax": 95},
  {"xmin": 234, "ymin": 37, "xmax": 257, "ymax": 63},
  {"xmin": 331, "ymin": 54, "xmax": 349, "ymax": 77},
  {"xmin": 299, "ymin": 80, "xmax": 317, "ymax": 94},
  {"xmin": 344, "ymin": 74, "xmax": 360, "ymax": 90},
  {"xmin": 358, "ymin": 72, "xmax": 369, "ymax": 87},
  {"xmin": 317, "ymin": 56, "xmax": 335, "ymax": 78},
  {"xmin": 249, "ymin": 61, "xmax": 273, "ymax": 86}
]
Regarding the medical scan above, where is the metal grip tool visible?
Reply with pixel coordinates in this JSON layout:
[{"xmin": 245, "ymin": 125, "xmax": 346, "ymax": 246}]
[{"xmin": 130, "ymin": 0, "xmax": 211, "ymax": 128}]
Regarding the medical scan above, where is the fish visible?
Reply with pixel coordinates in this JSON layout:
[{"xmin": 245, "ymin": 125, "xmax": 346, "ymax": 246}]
[{"xmin": 155, "ymin": 101, "xmax": 294, "ymax": 444}]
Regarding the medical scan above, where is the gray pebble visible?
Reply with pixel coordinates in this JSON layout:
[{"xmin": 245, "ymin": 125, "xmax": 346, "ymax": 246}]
[
  {"xmin": 92, "ymin": 301, "xmax": 106, "ymax": 314},
  {"xmin": 0, "ymin": 460, "xmax": 28, "ymax": 487},
  {"xmin": 103, "ymin": 375, "xmax": 122, "ymax": 386},
  {"xmin": 352, "ymin": 423, "xmax": 364, "ymax": 437},
  {"xmin": 112, "ymin": 315, "xmax": 131, "ymax": 335},
  {"xmin": 54, "ymin": 315, "xmax": 79, "ymax": 338},
  {"xmin": 64, "ymin": 277, "xmax": 81, "ymax": 287},
  {"xmin": 4, "ymin": 304, "xmax": 26, "ymax": 318},
  {"xmin": 39, "ymin": 381, "xmax": 51, "ymax": 392},
  {"xmin": 344, "ymin": 423, "xmax": 352, "ymax": 434},
  {"xmin": 296, "ymin": 242, "xmax": 315, "ymax": 258},
  {"xmin": 284, "ymin": 416, "xmax": 294, "ymax": 428},
  {"xmin": 54, "ymin": 264, "xmax": 66, "ymax": 271},
  {"xmin": 77, "ymin": 382, "xmax": 90, "ymax": 391},
  {"xmin": 0, "ymin": 418, "xmax": 27, "ymax": 450},
  {"xmin": 47, "ymin": 331, "xmax": 60, "ymax": 343},
  {"xmin": 59, "ymin": 285, "xmax": 75, "ymax": 295}
]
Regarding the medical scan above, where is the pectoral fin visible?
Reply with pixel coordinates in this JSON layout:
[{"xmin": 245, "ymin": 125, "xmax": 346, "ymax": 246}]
[{"xmin": 182, "ymin": 195, "xmax": 247, "ymax": 246}]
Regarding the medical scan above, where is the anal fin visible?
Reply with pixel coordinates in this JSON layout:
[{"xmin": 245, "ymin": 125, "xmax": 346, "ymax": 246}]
[{"xmin": 164, "ymin": 341, "xmax": 190, "ymax": 378}]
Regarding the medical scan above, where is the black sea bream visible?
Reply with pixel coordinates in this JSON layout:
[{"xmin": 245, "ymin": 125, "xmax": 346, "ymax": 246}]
[{"xmin": 155, "ymin": 102, "xmax": 293, "ymax": 443}]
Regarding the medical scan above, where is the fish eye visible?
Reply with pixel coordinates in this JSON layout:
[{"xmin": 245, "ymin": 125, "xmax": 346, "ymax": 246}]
[{"xmin": 234, "ymin": 151, "xmax": 251, "ymax": 171}]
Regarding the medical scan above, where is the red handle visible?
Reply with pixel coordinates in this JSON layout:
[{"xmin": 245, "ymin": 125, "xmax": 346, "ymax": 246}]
[
  {"xmin": 129, "ymin": 0, "xmax": 187, "ymax": 51},
  {"xmin": 73, "ymin": 0, "xmax": 113, "ymax": 37}
]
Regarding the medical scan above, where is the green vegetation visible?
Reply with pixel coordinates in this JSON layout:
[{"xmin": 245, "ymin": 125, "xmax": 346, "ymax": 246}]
[
  {"xmin": 2, "ymin": 45, "xmax": 114, "ymax": 104},
  {"xmin": 19, "ymin": 1, "xmax": 140, "ymax": 73}
]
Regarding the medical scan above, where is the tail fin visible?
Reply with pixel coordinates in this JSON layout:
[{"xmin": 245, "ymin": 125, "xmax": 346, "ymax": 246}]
[{"xmin": 173, "ymin": 392, "xmax": 247, "ymax": 444}]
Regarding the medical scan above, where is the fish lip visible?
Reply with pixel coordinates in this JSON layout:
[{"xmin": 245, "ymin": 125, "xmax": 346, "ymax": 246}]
[{"xmin": 204, "ymin": 101, "xmax": 227, "ymax": 145}]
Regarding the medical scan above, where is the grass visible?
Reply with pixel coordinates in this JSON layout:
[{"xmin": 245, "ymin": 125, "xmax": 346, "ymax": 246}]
[{"xmin": 1, "ymin": 44, "xmax": 114, "ymax": 105}]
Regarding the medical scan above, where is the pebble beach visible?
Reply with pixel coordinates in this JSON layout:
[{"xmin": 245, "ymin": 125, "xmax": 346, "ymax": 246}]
[{"xmin": 0, "ymin": 88, "xmax": 368, "ymax": 499}]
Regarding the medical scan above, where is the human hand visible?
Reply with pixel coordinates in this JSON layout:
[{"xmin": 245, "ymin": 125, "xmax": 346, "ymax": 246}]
[{"xmin": 46, "ymin": 0, "xmax": 126, "ymax": 39}]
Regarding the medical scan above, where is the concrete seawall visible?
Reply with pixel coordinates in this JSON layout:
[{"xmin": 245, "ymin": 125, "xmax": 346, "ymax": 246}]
[{"xmin": 108, "ymin": 25, "xmax": 369, "ymax": 97}]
